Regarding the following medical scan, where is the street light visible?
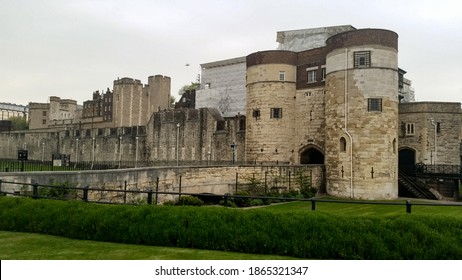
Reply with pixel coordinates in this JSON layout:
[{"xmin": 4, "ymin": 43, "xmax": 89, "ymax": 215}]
[
  {"xmin": 91, "ymin": 137, "xmax": 96, "ymax": 169},
  {"xmin": 41, "ymin": 142, "xmax": 45, "ymax": 163},
  {"xmin": 176, "ymin": 123, "xmax": 180, "ymax": 166},
  {"xmin": 75, "ymin": 138, "xmax": 79, "ymax": 168},
  {"xmin": 230, "ymin": 142, "xmax": 237, "ymax": 165},
  {"xmin": 430, "ymin": 119, "xmax": 437, "ymax": 165},
  {"xmin": 135, "ymin": 136, "xmax": 139, "ymax": 168},
  {"xmin": 118, "ymin": 136, "xmax": 123, "ymax": 168}
]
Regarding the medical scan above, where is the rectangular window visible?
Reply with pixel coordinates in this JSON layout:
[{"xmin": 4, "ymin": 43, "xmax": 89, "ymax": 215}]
[
  {"xmin": 406, "ymin": 123, "xmax": 415, "ymax": 136},
  {"xmin": 354, "ymin": 51, "xmax": 371, "ymax": 68},
  {"xmin": 307, "ymin": 70, "xmax": 316, "ymax": 83},
  {"xmin": 367, "ymin": 98, "xmax": 382, "ymax": 112},
  {"xmin": 42, "ymin": 111, "xmax": 47, "ymax": 116},
  {"xmin": 321, "ymin": 67, "xmax": 326, "ymax": 81},
  {"xmin": 252, "ymin": 109, "xmax": 260, "ymax": 119},
  {"xmin": 270, "ymin": 108, "xmax": 282, "ymax": 119},
  {"xmin": 436, "ymin": 122, "xmax": 441, "ymax": 133},
  {"xmin": 239, "ymin": 118, "xmax": 246, "ymax": 131},
  {"xmin": 42, "ymin": 119, "xmax": 46, "ymax": 125},
  {"xmin": 279, "ymin": 71, "xmax": 285, "ymax": 81}
]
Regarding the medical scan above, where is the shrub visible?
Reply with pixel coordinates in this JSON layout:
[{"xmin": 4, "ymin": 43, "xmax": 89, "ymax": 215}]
[
  {"xmin": 1, "ymin": 197, "xmax": 461, "ymax": 259},
  {"xmin": 176, "ymin": 196, "xmax": 204, "ymax": 206},
  {"xmin": 249, "ymin": 199, "xmax": 264, "ymax": 207},
  {"xmin": 162, "ymin": 200, "xmax": 176, "ymax": 206},
  {"xmin": 40, "ymin": 181, "xmax": 78, "ymax": 199},
  {"xmin": 301, "ymin": 187, "xmax": 317, "ymax": 198},
  {"xmin": 219, "ymin": 199, "xmax": 237, "ymax": 208},
  {"xmin": 233, "ymin": 191, "xmax": 252, "ymax": 207}
]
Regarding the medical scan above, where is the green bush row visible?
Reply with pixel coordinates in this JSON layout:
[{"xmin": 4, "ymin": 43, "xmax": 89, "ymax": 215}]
[{"xmin": 0, "ymin": 197, "xmax": 461, "ymax": 259}]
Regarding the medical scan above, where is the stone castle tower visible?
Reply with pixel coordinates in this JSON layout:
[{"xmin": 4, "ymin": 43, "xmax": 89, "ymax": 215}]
[
  {"xmin": 246, "ymin": 51, "xmax": 298, "ymax": 163},
  {"xmin": 324, "ymin": 29, "xmax": 399, "ymax": 199},
  {"xmin": 246, "ymin": 29, "xmax": 399, "ymax": 199},
  {"xmin": 113, "ymin": 75, "xmax": 171, "ymax": 128}
]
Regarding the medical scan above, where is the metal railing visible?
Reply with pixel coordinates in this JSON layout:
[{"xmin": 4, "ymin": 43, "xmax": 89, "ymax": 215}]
[
  {"xmin": 1, "ymin": 178, "xmax": 460, "ymax": 215},
  {"xmin": 401, "ymin": 164, "xmax": 462, "ymax": 177},
  {"xmin": 0, "ymin": 159, "xmax": 293, "ymax": 172}
]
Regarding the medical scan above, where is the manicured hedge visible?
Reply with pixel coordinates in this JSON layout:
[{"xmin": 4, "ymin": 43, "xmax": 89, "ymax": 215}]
[{"xmin": 0, "ymin": 197, "xmax": 461, "ymax": 259}]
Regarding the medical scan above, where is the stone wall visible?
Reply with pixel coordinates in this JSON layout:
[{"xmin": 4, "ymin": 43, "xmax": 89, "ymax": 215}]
[
  {"xmin": 398, "ymin": 102, "xmax": 462, "ymax": 165},
  {"xmin": 0, "ymin": 165, "xmax": 324, "ymax": 204},
  {"xmin": 0, "ymin": 107, "xmax": 245, "ymax": 165}
]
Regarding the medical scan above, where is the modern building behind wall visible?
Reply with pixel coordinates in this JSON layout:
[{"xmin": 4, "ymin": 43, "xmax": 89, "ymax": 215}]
[
  {"xmin": 196, "ymin": 57, "xmax": 247, "ymax": 117},
  {"xmin": 0, "ymin": 102, "xmax": 28, "ymax": 121}
]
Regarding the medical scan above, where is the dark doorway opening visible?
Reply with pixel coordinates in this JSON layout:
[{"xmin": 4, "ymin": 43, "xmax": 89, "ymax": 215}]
[
  {"xmin": 399, "ymin": 148, "xmax": 416, "ymax": 174},
  {"xmin": 300, "ymin": 147, "xmax": 324, "ymax": 164}
]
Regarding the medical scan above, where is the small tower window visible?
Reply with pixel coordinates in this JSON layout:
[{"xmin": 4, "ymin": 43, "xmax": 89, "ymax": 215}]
[
  {"xmin": 405, "ymin": 123, "xmax": 415, "ymax": 136},
  {"xmin": 252, "ymin": 109, "xmax": 260, "ymax": 119},
  {"xmin": 270, "ymin": 108, "xmax": 282, "ymax": 119},
  {"xmin": 279, "ymin": 71, "xmax": 285, "ymax": 81},
  {"xmin": 354, "ymin": 51, "xmax": 371, "ymax": 68},
  {"xmin": 340, "ymin": 137, "xmax": 347, "ymax": 152},
  {"xmin": 367, "ymin": 98, "xmax": 382, "ymax": 112}
]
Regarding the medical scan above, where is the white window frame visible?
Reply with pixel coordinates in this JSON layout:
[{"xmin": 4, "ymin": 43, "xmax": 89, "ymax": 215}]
[
  {"xmin": 279, "ymin": 71, "xmax": 285, "ymax": 81},
  {"xmin": 306, "ymin": 66, "xmax": 317, "ymax": 84}
]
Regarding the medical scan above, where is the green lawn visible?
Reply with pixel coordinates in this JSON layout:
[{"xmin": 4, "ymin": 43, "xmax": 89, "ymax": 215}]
[
  {"xmin": 0, "ymin": 231, "xmax": 297, "ymax": 260},
  {"xmin": 1, "ymin": 198, "xmax": 461, "ymax": 260},
  {"xmin": 254, "ymin": 199, "xmax": 462, "ymax": 217}
]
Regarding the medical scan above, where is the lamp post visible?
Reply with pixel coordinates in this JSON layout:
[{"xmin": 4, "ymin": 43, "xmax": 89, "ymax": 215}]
[
  {"xmin": 230, "ymin": 142, "xmax": 237, "ymax": 165},
  {"xmin": 135, "ymin": 136, "xmax": 139, "ymax": 168},
  {"xmin": 41, "ymin": 142, "xmax": 45, "ymax": 163},
  {"xmin": 430, "ymin": 119, "xmax": 437, "ymax": 165},
  {"xmin": 118, "ymin": 136, "xmax": 123, "ymax": 168},
  {"xmin": 91, "ymin": 137, "xmax": 96, "ymax": 169},
  {"xmin": 75, "ymin": 138, "xmax": 79, "ymax": 168},
  {"xmin": 176, "ymin": 123, "xmax": 180, "ymax": 166}
]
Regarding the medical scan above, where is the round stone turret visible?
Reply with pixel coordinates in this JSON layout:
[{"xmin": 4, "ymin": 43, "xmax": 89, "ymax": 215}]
[{"xmin": 324, "ymin": 29, "xmax": 399, "ymax": 199}]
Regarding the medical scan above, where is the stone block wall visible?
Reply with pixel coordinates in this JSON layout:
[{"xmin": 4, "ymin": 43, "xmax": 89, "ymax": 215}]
[
  {"xmin": 398, "ymin": 102, "xmax": 462, "ymax": 165},
  {"xmin": 0, "ymin": 165, "xmax": 324, "ymax": 204},
  {"xmin": 324, "ymin": 29, "xmax": 399, "ymax": 199}
]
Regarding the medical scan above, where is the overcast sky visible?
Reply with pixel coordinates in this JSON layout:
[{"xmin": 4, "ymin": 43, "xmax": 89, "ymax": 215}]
[{"xmin": 1, "ymin": 0, "xmax": 461, "ymax": 106}]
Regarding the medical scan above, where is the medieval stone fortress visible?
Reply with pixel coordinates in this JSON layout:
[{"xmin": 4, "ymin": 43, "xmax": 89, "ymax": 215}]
[{"xmin": 1, "ymin": 25, "xmax": 461, "ymax": 200}]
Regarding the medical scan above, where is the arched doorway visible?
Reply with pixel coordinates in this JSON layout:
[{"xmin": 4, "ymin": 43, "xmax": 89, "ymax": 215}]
[
  {"xmin": 300, "ymin": 147, "xmax": 325, "ymax": 164},
  {"xmin": 398, "ymin": 148, "xmax": 416, "ymax": 174}
]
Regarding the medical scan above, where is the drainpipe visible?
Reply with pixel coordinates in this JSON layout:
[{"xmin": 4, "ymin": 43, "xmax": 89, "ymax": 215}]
[{"xmin": 344, "ymin": 48, "xmax": 354, "ymax": 198}]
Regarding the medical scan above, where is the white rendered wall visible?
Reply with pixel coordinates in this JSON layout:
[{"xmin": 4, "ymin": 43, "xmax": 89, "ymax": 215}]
[{"xmin": 196, "ymin": 59, "xmax": 247, "ymax": 117}]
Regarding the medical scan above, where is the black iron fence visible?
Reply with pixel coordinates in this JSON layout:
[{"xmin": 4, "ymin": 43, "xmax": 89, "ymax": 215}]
[
  {"xmin": 1, "ymin": 178, "xmax": 460, "ymax": 215},
  {"xmin": 401, "ymin": 164, "xmax": 462, "ymax": 178},
  {"xmin": 0, "ymin": 159, "xmax": 292, "ymax": 172}
]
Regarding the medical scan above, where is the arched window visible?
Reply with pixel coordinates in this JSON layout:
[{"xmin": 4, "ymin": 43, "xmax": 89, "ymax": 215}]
[
  {"xmin": 392, "ymin": 138, "xmax": 397, "ymax": 154},
  {"xmin": 340, "ymin": 137, "xmax": 347, "ymax": 152}
]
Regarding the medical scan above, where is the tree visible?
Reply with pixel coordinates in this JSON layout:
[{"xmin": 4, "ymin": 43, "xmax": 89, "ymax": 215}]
[
  {"xmin": 178, "ymin": 82, "xmax": 199, "ymax": 96},
  {"xmin": 169, "ymin": 95, "xmax": 176, "ymax": 108},
  {"xmin": 8, "ymin": 116, "xmax": 28, "ymax": 130}
]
